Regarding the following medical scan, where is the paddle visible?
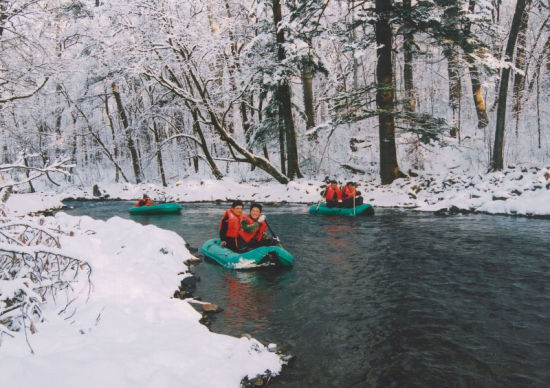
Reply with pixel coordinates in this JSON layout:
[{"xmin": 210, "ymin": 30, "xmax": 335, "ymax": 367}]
[
  {"xmin": 264, "ymin": 220, "xmax": 281, "ymax": 245},
  {"xmin": 315, "ymin": 184, "xmax": 328, "ymax": 213},
  {"xmin": 353, "ymin": 194, "xmax": 356, "ymax": 216},
  {"xmin": 314, "ymin": 199, "xmax": 323, "ymax": 213}
]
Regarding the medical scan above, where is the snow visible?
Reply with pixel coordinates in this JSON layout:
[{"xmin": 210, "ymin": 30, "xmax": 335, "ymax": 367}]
[{"xmin": 0, "ymin": 213, "xmax": 282, "ymax": 387}]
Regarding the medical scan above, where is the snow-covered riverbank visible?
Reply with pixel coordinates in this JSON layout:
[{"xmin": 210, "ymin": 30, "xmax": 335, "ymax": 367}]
[
  {"xmin": 0, "ymin": 211, "xmax": 282, "ymax": 387},
  {"xmin": 7, "ymin": 167, "xmax": 550, "ymax": 217}
]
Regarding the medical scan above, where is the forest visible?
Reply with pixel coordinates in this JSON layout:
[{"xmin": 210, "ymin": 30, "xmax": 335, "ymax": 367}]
[{"xmin": 0, "ymin": 0, "xmax": 548, "ymax": 191}]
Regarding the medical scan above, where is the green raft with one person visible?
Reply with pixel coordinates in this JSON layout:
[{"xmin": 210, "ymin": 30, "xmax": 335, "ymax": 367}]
[
  {"xmin": 200, "ymin": 238, "xmax": 294, "ymax": 269},
  {"xmin": 128, "ymin": 203, "xmax": 182, "ymax": 215},
  {"xmin": 309, "ymin": 202, "xmax": 374, "ymax": 216}
]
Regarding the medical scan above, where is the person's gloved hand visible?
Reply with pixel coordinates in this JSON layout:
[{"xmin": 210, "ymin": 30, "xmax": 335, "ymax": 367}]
[{"xmin": 258, "ymin": 214, "xmax": 266, "ymax": 223}]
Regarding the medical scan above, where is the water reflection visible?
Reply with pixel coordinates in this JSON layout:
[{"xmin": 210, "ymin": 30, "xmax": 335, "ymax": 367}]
[{"xmin": 222, "ymin": 271, "xmax": 274, "ymax": 334}]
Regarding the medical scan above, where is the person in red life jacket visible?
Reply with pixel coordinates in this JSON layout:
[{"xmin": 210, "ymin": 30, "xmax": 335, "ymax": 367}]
[
  {"xmin": 219, "ymin": 200, "xmax": 244, "ymax": 251},
  {"xmin": 342, "ymin": 181, "xmax": 363, "ymax": 208},
  {"xmin": 238, "ymin": 203, "xmax": 279, "ymax": 250},
  {"xmin": 135, "ymin": 194, "xmax": 153, "ymax": 207},
  {"xmin": 321, "ymin": 180, "xmax": 342, "ymax": 208}
]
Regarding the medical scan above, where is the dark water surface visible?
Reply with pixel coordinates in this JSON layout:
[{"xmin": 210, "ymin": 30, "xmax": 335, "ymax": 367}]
[{"xmin": 62, "ymin": 201, "xmax": 550, "ymax": 387}]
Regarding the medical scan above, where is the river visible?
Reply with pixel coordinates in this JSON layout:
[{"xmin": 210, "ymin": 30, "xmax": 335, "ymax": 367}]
[{"xmin": 62, "ymin": 201, "xmax": 550, "ymax": 387}]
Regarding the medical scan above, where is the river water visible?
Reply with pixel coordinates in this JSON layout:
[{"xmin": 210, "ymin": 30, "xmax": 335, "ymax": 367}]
[{"xmin": 62, "ymin": 201, "xmax": 550, "ymax": 387}]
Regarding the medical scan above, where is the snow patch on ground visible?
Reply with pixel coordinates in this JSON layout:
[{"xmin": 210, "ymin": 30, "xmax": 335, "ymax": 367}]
[{"xmin": 0, "ymin": 213, "xmax": 282, "ymax": 387}]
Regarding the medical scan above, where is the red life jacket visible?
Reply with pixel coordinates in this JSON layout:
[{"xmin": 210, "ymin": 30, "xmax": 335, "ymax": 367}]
[
  {"xmin": 325, "ymin": 185, "xmax": 342, "ymax": 201},
  {"xmin": 342, "ymin": 186, "xmax": 356, "ymax": 200},
  {"xmin": 219, "ymin": 209, "xmax": 241, "ymax": 238},
  {"xmin": 239, "ymin": 215, "xmax": 268, "ymax": 243},
  {"xmin": 136, "ymin": 198, "xmax": 153, "ymax": 207}
]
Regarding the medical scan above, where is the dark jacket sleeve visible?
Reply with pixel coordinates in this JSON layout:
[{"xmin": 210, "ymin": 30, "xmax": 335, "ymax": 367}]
[{"xmin": 219, "ymin": 214, "xmax": 229, "ymax": 240}]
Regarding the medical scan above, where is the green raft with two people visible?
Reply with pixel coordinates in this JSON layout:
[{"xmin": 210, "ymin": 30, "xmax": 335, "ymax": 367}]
[
  {"xmin": 309, "ymin": 202, "xmax": 375, "ymax": 216},
  {"xmin": 314, "ymin": 180, "xmax": 374, "ymax": 216},
  {"xmin": 200, "ymin": 238, "xmax": 293, "ymax": 269},
  {"xmin": 129, "ymin": 203, "xmax": 182, "ymax": 215}
]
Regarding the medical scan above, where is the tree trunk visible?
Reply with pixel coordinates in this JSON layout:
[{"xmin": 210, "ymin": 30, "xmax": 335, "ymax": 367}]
[
  {"xmin": 224, "ymin": 0, "xmax": 250, "ymax": 137},
  {"xmin": 536, "ymin": 73, "xmax": 542, "ymax": 150},
  {"xmin": 68, "ymin": 113, "xmax": 78, "ymax": 183},
  {"xmin": 445, "ymin": 46, "xmax": 461, "ymax": 136},
  {"xmin": 513, "ymin": 5, "xmax": 530, "ymax": 136},
  {"xmin": 23, "ymin": 156, "xmax": 35, "ymax": 193},
  {"xmin": 492, "ymin": 0, "xmax": 529, "ymax": 170},
  {"xmin": 0, "ymin": 1, "xmax": 7, "ymax": 38},
  {"xmin": 468, "ymin": 64, "xmax": 489, "ymax": 128},
  {"xmin": 103, "ymin": 94, "xmax": 120, "ymax": 182},
  {"xmin": 190, "ymin": 108, "xmax": 224, "ymax": 179},
  {"xmin": 272, "ymin": 0, "xmax": 303, "ymax": 179},
  {"xmin": 403, "ymin": 0, "xmax": 416, "ymax": 113},
  {"xmin": 112, "ymin": 82, "xmax": 142, "ymax": 183},
  {"xmin": 152, "ymin": 121, "xmax": 167, "ymax": 187},
  {"xmin": 464, "ymin": 1, "xmax": 489, "ymax": 129},
  {"xmin": 301, "ymin": 65, "xmax": 315, "ymax": 130},
  {"xmin": 277, "ymin": 103, "xmax": 286, "ymax": 176},
  {"xmin": 492, "ymin": 0, "xmax": 501, "ymax": 23},
  {"xmin": 350, "ymin": 1, "xmax": 359, "ymax": 90},
  {"xmin": 375, "ymin": 0, "xmax": 399, "ymax": 184}
]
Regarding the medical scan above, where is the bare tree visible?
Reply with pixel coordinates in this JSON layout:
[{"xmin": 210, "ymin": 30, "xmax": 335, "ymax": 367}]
[
  {"xmin": 492, "ymin": 0, "xmax": 530, "ymax": 171},
  {"xmin": 272, "ymin": 0, "xmax": 303, "ymax": 179},
  {"xmin": 376, "ymin": 0, "xmax": 400, "ymax": 184},
  {"xmin": 403, "ymin": 0, "xmax": 416, "ymax": 113},
  {"xmin": 112, "ymin": 83, "xmax": 142, "ymax": 183}
]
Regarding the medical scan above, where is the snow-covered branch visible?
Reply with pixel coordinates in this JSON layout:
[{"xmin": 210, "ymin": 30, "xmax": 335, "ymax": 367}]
[
  {"xmin": 0, "ymin": 77, "xmax": 49, "ymax": 104},
  {"xmin": 0, "ymin": 218, "xmax": 91, "ymax": 353},
  {"xmin": 0, "ymin": 156, "xmax": 73, "ymax": 192}
]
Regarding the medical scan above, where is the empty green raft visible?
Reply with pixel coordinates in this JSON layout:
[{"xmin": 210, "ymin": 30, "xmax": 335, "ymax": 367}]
[
  {"xmin": 200, "ymin": 238, "xmax": 294, "ymax": 269},
  {"xmin": 309, "ymin": 202, "xmax": 375, "ymax": 216},
  {"xmin": 128, "ymin": 203, "xmax": 182, "ymax": 215}
]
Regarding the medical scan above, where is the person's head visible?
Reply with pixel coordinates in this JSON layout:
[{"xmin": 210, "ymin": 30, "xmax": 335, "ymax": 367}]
[
  {"xmin": 231, "ymin": 200, "xmax": 244, "ymax": 215},
  {"xmin": 249, "ymin": 203, "xmax": 262, "ymax": 220},
  {"xmin": 330, "ymin": 180, "xmax": 337, "ymax": 187},
  {"xmin": 142, "ymin": 194, "xmax": 149, "ymax": 199},
  {"xmin": 346, "ymin": 182, "xmax": 354, "ymax": 187}
]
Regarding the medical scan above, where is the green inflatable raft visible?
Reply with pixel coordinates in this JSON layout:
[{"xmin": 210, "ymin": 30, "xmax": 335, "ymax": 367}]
[
  {"xmin": 200, "ymin": 238, "xmax": 294, "ymax": 269},
  {"xmin": 309, "ymin": 202, "xmax": 374, "ymax": 216},
  {"xmin": 128, "ymin": 203, "xmax": 182, "ymax": 215}
]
